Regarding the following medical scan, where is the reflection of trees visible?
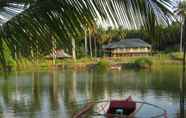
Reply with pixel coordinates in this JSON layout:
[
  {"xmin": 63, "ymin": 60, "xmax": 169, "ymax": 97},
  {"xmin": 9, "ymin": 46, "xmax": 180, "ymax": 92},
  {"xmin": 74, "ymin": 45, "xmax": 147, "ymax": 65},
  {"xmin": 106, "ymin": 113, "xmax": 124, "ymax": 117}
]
[
  {"xmin": 82, "ymin": 67, "xmax": 185, "ymax": 100},
  {"xmin": 49, "ymin": 70, "xmax": 59, "ymax": 110},
  {"xmin": 2, "ymin": 77, "xmax": 10, "ymax": 105},
  {"xmin": 90, "ymin": 70, "xmax": 108, "ymax": 99},
  {"xmin": 0, "ymin": 66, "xmax": 185, "ymax": 117},
  {"xmin": 30, "ymin": 71, "xmax": 41, "ymax": 117},
  {"xmin": 63, "ymin": 70, "xmax": 79, "ymax": 117},
  {"xmin": 148, "ymin": 67, "xmax": 182, "ymax": 97}
]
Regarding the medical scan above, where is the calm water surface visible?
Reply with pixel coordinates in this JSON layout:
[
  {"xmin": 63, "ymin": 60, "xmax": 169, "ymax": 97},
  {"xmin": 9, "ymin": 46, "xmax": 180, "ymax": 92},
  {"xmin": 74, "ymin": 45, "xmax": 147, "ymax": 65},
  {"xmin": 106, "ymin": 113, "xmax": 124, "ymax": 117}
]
[{"xmin": 0, "ymin": 65, "xmax": 185, "ymax": 118}]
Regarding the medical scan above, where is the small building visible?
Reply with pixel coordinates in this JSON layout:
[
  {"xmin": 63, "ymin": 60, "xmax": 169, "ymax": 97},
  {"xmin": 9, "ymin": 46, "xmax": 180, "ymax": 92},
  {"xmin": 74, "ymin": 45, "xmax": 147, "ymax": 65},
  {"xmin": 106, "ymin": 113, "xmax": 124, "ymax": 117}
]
[
  {"xmin": 46, "ymin": 49, "xmax": 71, "ymax": 59},
  {"xmin": 103, "ymin": 38, "xmax": 151, "ymax": 57}
]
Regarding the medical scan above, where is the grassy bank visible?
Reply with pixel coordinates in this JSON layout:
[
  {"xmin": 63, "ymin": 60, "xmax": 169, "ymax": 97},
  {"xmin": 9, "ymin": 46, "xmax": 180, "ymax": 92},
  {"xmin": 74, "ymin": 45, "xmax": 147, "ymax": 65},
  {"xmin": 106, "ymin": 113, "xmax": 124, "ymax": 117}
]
[{"xmin": 0, "ymin": 52, "xmax": 184, "ymax": 72}]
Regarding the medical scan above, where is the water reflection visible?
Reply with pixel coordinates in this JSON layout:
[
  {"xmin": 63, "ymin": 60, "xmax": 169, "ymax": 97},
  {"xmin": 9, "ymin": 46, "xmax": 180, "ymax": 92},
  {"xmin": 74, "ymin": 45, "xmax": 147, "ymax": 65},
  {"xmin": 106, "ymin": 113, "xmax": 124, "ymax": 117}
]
[{"xmin": 0, "ymin": 65, "xmax": 185, "ymax": 118}]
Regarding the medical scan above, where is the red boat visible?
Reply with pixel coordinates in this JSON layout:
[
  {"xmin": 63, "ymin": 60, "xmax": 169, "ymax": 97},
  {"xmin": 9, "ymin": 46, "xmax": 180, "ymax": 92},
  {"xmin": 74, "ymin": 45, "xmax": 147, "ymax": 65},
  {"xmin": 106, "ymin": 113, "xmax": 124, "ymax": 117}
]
[
  {"xmin": 74, "ymin": 96, "xmax": 167, "ymax": 118},
  {"xmin": 107, "ymin": 96, "xmax": 136, "ymax": 117}
]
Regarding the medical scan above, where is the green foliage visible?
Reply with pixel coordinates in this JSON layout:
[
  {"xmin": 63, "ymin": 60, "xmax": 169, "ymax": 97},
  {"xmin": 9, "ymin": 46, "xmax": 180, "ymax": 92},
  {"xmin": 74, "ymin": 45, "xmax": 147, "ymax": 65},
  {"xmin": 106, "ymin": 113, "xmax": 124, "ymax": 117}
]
[
  {"xmin": 0, "ymin": 0, "xmax": 176, "ymax": 64},
  {"xmin": 169, "ymin": 52, "xmax": 183, "ymax": 60},
  {"xmin": 2, "ymin": 42, "xmax": 16, "ymax": 66},
  {"xmin": 95, "ymin": 60, "xmax": 110, "ymax": 71},
  {"xmin": 97, "ymin": 23, "xmax": 180, "ymax": 52},
  {"xmin": 134, "ymin": 58, "xmax": 153, "ymax": 69}
]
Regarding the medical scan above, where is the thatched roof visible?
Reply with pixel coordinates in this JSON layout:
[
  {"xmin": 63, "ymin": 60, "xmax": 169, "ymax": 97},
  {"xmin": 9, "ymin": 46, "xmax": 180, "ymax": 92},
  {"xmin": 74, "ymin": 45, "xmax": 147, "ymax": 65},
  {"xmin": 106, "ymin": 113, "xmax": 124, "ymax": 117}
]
[
  {"xmin": 46, "ymin": 49, "xmax": 71, "ymax": 59},
  {"xmin": 103, "ymin": 38, "xmax": 151, "ymax": 49}
]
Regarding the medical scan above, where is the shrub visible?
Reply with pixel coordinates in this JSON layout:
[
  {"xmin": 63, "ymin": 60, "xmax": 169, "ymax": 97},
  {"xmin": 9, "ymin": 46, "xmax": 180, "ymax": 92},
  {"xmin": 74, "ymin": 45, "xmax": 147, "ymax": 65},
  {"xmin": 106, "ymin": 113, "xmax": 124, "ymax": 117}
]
[
  {"xmin": 95, "ymin": 60, "xmax": 110, "ymax": 71},
  {"xmin": 134, "ymin": 58, "xmax": 152, "ymax": 69},
  {"xmin": 169, "ymin": 52, "xmax": 183, "ymax": 60}
]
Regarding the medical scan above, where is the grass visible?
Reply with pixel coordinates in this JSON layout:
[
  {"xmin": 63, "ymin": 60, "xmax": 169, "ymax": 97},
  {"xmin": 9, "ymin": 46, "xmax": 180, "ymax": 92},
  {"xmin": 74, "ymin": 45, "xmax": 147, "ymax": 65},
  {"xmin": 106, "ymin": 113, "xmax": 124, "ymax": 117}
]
[{"xmin": 0, "ymin": 52, "xmax": 184, "ymax": 71}]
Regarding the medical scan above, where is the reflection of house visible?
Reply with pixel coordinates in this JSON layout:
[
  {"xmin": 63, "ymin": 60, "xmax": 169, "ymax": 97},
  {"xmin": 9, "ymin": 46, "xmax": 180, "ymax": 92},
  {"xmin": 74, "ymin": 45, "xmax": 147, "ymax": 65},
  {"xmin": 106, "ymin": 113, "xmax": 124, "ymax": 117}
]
[
  {"xmin": 46, "ymin": 49, "xmax": 71, "ymax": 59},
  {"xmin": 103, "ymin": 38, "xmax": 151, "ymax": 57}
]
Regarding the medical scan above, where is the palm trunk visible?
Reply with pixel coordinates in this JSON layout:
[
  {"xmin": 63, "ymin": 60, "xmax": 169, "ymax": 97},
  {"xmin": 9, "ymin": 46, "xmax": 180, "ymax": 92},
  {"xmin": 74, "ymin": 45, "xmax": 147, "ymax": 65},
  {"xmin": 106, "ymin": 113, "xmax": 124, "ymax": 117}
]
[
  {"xmin": 14, "ymin": 45, "xmax": 17, "ymax": 60},
  {"xmin": 36, "ymin": 38, "xmax": 39, "ymax": 65},
  {"xmin": 89, "ymin": 28, "xmax": 92, "ymax": 57},
  {"xmin": 84, "ymin": 29, "xmax": 88, "ymax": 56},
  {"xmin": 180, "ymin": 17, "xmax": 186, "ymax": 118},
  {"xmin": 72, "ymin": 37, "xmax": 76, "ymax": 60},
  {"xmin": 180, "ymin": 17, "xmax": 184, "ymax": 52},
  {"xmin": 181, "ymin": 18, "xmax": 184, "ymax": 52},
  {"xmin": 52, "ymin": 35, "xmax": 56, "ymax": 65},
  {"xmin": 94, "ymin": 37, "xmax": 97, "ymax": 57}
]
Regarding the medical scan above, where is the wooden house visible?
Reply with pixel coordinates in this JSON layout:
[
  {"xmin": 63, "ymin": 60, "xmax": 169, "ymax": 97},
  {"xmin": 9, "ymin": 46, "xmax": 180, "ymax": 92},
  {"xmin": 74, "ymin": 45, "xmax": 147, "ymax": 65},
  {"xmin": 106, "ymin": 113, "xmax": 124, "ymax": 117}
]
[{"xmin": 103, "ymin": 38, "xmax": 151, "ymax": 57}]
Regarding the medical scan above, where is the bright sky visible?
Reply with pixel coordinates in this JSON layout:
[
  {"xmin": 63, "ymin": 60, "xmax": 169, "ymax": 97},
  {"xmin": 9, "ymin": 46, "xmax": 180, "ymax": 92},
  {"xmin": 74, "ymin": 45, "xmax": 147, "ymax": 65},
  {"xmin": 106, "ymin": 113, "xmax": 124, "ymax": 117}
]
[
  {"xmin": 0, "ymin": 3, "xmax": 29, "ymax": 26},
  {"xmin": 95, "ymin": 0, "xmax": 179, "ymax": 29}
]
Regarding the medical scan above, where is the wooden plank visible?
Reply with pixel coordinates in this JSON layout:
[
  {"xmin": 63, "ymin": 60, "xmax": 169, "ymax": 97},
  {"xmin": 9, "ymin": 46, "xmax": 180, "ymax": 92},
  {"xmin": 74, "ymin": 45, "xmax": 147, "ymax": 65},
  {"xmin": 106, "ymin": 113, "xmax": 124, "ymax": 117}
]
[{"xmin": 73, "ymin": 102, "xmax": 95, "ymax": 118}]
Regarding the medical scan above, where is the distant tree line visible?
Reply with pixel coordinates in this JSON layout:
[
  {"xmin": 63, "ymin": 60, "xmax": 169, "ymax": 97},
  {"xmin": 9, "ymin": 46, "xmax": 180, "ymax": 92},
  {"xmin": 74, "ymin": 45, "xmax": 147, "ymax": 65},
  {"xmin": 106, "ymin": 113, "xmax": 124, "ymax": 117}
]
[
  {"xmin": 78, "ymin": 22, "xmax": 180, "ymax": 58},
  {"xmin": 1, "ymin": 21, "xmax": 181, "ymax": 64}
]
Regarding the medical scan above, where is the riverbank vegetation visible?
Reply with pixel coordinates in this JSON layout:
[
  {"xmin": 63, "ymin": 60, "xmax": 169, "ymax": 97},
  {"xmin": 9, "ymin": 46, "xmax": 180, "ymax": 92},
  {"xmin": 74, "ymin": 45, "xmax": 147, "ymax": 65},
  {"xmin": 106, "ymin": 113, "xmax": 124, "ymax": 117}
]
[
  {"xmin": 0, "ymin": 21, "xmax": 183, "ymax": 72},
  {"xmin": 1, "ymin": 52, "xmax": 183, "ymax": 72},
  {"xmin": 133, "ymin": 58, "xmax": 153, "ymax": 69},
  {"xmin": 95, "ymin": 60, "xmax": 110, "ymax": 72}
]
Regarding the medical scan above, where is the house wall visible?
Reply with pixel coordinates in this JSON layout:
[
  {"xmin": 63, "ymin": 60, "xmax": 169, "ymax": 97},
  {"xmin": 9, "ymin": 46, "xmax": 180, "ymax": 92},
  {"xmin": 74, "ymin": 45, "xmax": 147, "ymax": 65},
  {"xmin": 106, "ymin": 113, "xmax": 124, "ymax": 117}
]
[{"xmin": 111, "ymin": 47, "xmax": 151, "ymax": 57}]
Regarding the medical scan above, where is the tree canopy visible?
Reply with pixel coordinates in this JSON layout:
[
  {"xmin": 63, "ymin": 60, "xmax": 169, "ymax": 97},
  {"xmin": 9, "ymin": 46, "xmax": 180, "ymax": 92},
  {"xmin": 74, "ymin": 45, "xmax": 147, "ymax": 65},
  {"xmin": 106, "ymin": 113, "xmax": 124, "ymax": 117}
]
[{"xmin": 0, "ymin": 0, "xmax": 179, "ymax": 65}]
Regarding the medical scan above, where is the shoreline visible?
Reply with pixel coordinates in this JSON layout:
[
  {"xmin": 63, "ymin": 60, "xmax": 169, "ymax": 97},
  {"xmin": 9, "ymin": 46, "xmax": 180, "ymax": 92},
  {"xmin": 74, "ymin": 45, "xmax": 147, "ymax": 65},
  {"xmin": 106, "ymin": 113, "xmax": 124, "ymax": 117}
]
[{"xmin": 0, "ymin": 55, "xmax": 183, "ymax": 72}]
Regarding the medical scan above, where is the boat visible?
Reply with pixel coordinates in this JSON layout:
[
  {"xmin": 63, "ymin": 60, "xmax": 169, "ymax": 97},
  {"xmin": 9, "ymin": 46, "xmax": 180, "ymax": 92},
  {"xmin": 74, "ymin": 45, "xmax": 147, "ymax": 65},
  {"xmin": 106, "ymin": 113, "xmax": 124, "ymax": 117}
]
[
  {"xmin": 110, "ymin": 64, "xmax": 122, "ymax": 70},
  {"xmin": 73, "ymin": 96, "xmax": 167, "ymax": 118},
  {"xmin": 106, "ymin": 96, "xmax": 136, "ymax": 117}
]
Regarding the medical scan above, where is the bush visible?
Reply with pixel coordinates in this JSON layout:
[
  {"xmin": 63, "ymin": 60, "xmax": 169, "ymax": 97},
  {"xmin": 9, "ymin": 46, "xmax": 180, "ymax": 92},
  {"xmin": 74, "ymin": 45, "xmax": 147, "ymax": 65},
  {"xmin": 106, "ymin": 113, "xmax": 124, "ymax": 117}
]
[
  {"xmin": 95, "ymin": 60, "xmax": 110, "ymax": 71},
  {"xmin": 169, "ymin": 52, "xmax": 183, "ymax": 60},
  {"xmin": 134, "ymin": 58, "xmax": 152, "ymax": 69}
]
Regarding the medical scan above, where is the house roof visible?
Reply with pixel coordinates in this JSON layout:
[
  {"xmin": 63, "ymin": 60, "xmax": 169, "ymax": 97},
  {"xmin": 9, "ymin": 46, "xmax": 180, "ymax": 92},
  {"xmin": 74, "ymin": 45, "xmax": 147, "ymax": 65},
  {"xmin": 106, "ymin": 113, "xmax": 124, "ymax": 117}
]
[
  {"xmin": 46, "ymin": 49, "xmax": 71, "ymax": 59},
  {"xmin": 0, "ymin": 2, "xmax": 29, "ymax": 26},
  {"xmin": 103, "ymin": 38, "xmax": 151, "ymax": 49}
]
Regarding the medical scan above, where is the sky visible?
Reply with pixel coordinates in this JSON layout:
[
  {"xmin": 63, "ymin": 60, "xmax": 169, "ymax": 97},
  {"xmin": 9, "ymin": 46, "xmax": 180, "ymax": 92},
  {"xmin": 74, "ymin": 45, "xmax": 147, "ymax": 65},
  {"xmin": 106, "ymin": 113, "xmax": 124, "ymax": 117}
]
[
  {"xmin": 0, "ymin": 0, "xmax": 180, "ymax": 29},
  {"xmin": 95, "ymin": 0, "xmax": 179, "ymax": 29},
  {"xmin": 0, "ymin": 2, "xmax": 29, "ymax": 26}
]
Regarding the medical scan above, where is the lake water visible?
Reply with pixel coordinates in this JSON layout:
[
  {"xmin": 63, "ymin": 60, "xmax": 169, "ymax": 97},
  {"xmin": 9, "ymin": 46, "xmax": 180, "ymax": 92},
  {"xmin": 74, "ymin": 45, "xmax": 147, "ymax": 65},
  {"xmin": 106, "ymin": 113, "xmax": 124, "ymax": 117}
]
[{"xmin": 0, "ymin": 65, "xmax": 185, "ymax": 118}]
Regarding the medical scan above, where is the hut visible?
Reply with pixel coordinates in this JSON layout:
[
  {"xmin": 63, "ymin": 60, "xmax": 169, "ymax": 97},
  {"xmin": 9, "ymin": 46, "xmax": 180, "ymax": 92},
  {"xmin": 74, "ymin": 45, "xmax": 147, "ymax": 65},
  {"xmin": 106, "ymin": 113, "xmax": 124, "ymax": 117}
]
[
  {"xmin": 103, "ymin": 38, "xmax": 151, "ymax": 57},
  {"xmin": 46, "ymin": 49, "xmax": 71, "ymax": 59}
]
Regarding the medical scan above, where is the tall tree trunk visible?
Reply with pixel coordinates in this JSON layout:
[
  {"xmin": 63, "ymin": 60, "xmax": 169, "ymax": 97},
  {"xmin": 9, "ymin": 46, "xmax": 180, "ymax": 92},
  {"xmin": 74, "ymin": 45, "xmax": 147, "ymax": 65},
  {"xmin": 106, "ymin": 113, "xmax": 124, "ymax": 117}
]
[
  {"xmin": 71, "ymin": 37, "xmax": 76, "ymax": 60},
  {"xmin": 52, "ymin": 35, "xmax": 56, "ymax": 65},
  {"xmin": 30, "ymin": 37, "xmax": 34, "ymax": 59},
  {"xmin": 14, "ymin": 45, "xmax": 17, "ymax": 60},
  {"xmin": 94, "ymin": 37, "xmax": 97, "ymax": 57},
  {"xmin": 180, "ymin": 17, "xmax": 184, "ymax": 52},
  {"xmin": 180, "ymin": 17, "xmax": 186, "ymax": 118},
  {"xmin": 89, "ymin": 28, "xmax": 92, "ymax": 57},
  {"xmin": 84, "ymin": 29, "xmax": 88, "ymax": 56},
  {"xmin": 36, "ymin": 38, "xmax": 39, "ymax": 65}
]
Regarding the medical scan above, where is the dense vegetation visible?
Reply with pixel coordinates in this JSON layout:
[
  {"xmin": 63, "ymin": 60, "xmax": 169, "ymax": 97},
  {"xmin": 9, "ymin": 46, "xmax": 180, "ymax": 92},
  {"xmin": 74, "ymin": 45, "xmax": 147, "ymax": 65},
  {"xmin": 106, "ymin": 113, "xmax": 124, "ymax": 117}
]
[
  {"xmin": 0, "ymin": 0, "xmax": 184, "ymax": 70},
  {"xmin": 134, "ymin": 58, "xmax": 152, "ymax": 69},
  {"xmin": 95, "ymin": 60, "xmax": 110, "ymax": 72}
]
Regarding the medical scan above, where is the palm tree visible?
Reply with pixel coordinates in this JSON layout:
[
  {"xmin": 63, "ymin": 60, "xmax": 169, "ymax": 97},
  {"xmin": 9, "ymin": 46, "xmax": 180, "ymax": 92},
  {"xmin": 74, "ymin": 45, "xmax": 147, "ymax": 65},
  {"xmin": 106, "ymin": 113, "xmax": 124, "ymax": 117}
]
[
  {"xmin": 175, "ymin": 1, "xmax": 186, "ymax": 117},
  {"xmin": 176, "ymin": 0, "xmax": 186, "ymax": 52},
  {"xmin": 0, "ymin": 0, "xmax": 176, "ymax": 64}
]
